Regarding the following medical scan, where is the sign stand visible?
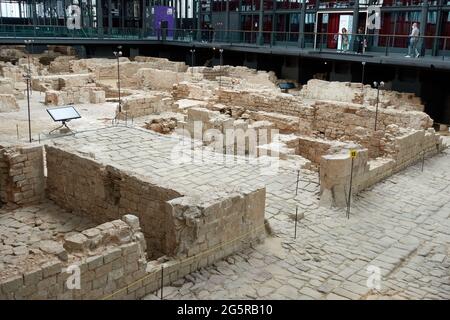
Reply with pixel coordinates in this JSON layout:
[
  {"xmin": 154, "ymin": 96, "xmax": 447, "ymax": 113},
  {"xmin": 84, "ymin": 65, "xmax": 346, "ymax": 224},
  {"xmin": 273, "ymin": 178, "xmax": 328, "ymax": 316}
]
[{"xmin": 47, "ymin": 106, "xmax": 81, "ymax": 135}]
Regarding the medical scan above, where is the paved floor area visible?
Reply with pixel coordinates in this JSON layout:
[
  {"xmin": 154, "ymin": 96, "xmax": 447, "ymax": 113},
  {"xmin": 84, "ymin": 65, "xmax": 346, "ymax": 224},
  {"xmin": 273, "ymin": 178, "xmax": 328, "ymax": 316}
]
[
  {"xmin": 144, "ymin": 140, "xmax": 450, "ymax": 300},
  {"xmin": 0, "ymin": 202, "xmax": 96, "ymax": 281},
  {"xmin": 48, "ymin": 125, "xmax": 311, "ymax": 199}
]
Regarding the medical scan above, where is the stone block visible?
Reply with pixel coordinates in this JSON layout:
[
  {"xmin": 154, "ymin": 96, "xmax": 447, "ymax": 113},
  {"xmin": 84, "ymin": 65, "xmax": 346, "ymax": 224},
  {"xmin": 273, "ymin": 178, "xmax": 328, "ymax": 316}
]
[
  {"xmin": 0, "ymin": 94, "xmax": 19, "ymax": 112},
  {"xmin": 122, "ymin": 214, "xmax": 141, "ymax": 231},
  {"xmin": 64, "ymin": 233, "xmax": 88, "ymax": 252}
]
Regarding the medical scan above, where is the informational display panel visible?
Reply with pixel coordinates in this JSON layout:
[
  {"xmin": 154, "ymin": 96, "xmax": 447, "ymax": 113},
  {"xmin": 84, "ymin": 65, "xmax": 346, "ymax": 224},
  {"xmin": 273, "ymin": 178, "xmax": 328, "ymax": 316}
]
[{"xmin": 47, "ymin": 106, "xmax": 81, "ymax": 122}]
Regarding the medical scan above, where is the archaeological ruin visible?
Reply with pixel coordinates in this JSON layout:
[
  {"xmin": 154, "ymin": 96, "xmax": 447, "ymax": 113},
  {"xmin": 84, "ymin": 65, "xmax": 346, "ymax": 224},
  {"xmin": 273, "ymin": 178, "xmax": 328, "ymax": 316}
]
[{"xmin": 0, "ymin": 45, "xmax": 449, "ymax": 301}]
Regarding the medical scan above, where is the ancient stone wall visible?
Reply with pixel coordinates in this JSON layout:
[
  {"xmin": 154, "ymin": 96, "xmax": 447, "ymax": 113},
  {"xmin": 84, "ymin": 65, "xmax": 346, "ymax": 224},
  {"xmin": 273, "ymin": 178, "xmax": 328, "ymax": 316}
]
[
  {"xmin": 188, "ymin": 66, "xmax": 277, "ymax": 89},
  {"xmin": 0, "ymin": 216, "xmax": 148, "ymax": 300},
  {"xmin": 295, "ymin": 136, "xmax": 352, "ymax": 165},
  {"xmin": 48, "ymin": 56, "xmax": 77, "ymax": 74},
  {"xmin": 137, "ymin": 68, "xmax": 186, "ymax": 91},
  {"xmin": 69, "ymin": 58, "xmax": 130, "ymax": 74},
  {"xmin": 45, "ymin": 87, "xmax": 105, "ymax": 106},
  {"xmin": 319, "ymin": 129, "xmax": 445, "ymax": 207},
  {"xmin": 0, "ymin": 94, "xmax": 19, "ymax": 112},
  {"xmin": 118, "ymin": 93, "xmax": 174, "ymax": 119},
  {"xmin": 214, "ymin": 88, "xmax": 432, "ymax": 135},
  {"xmin": 311, "ymin": 101, "xmax": 433, "ymax": 139},
  {"xmin": 32, "ymin": 74, "xmax": 94, "ymax": 92},
  {"xmin": 301, "ymin": 79, "xmax": 424, "ymax": 111},
  {"xmin": 0, "ymin": 145, "xmax": 45, "ymax": 206},
  {"xmin": 0, "ymin": 148, "xmax": 8, "ymax": 204},
  {"xmin": 45, "ymin": 146, "xmax": 180, "ymax": 258},
  {"xmin": 215, "ymin": 87, "xmax": 314, "ymax": 119},
  {"xmin": 173, "ymin": 82, "xmax": 216, "ymax": 101},
  {"xmin": 246, "ymin": 111, "xmax": 302, "ymax": 134},
  {"xmin": 134, "ymin": 56, "xmax": 188, "ymax": 72},
  {"xmin": 45, "ymin": 145, "xmax": 265, "ymax": 261},
  {"xmin": 0, "ymin": 77, "xmax": 24, "ymax": 99}
]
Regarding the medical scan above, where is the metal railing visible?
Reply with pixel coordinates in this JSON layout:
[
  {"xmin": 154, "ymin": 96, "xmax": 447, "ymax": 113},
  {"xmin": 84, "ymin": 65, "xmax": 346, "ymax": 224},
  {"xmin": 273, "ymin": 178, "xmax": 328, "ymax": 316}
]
[{"xmin": 1, "ymin": 24, "xmax": 449, "ymax": 60}]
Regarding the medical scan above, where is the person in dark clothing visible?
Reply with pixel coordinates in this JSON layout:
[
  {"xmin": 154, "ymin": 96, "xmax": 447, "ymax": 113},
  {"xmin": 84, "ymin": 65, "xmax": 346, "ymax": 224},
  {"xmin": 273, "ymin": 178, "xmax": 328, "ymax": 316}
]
[{"xmin": 356, "ymin": 27, "xmax": 365, "ymax": 54}]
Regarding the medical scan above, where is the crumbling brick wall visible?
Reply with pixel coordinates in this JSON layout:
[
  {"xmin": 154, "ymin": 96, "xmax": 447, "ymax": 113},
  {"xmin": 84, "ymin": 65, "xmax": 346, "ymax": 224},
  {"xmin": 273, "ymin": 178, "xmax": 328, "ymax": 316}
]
[
  {"xmin": 117, "ymin": 93, "xmax": 174, "ymax": 119},
  {"xmin": 319, "ymin": 130, "xmax": 445, "ymax": 207},
  {"xmin": 0, "ymin": 148, "xmax": 8, "ymax": 205},
  {"xmin": 45, "ymin": 87, "xmax": 105, "ymax": 106},
  {"xmin": 311, "ymin": 101, "xmax": 432, "ymax": 138},
  {"xmin": 0, "ymin": 94, "xmax": 19, "ymax": 112},
  {"xmin": 45, "ymin": 145, "xmax": 266, "ymax": 261},
  {"xmin": 137, "ymin": 68, "xmax": 186, "ymax": 91},
  {"xmin": 45, "ymin": 146, "xmax": 181, "ymax": 258},
  {"xmin": 301, "ymin": 79, "xmax": 424, "ymax": 111},
  {"xmin": 0, "ymin": 145, "xmax": 45, "ymax": 206},
  {"xmin": 212, "ymin": 88, "xmax": 432, "ymax": 135},
  {"xmin": 0, "ymin": 216, "xmax": 148, "ymax": 300},
  {"xmin": 134, "ymin": 56, "xmax": 188, "ymax": 72}
]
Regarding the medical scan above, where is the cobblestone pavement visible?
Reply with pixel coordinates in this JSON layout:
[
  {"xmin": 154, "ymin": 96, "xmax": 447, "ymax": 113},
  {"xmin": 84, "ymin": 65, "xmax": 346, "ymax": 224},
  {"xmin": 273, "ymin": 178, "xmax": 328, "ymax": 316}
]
[
  {"xmin": 0, "ymin": 202, "xmax": 96, "ymax": 281},
  {"xmin": 145, "ymin": 143, "xmax": 450, "ymax": 300}
]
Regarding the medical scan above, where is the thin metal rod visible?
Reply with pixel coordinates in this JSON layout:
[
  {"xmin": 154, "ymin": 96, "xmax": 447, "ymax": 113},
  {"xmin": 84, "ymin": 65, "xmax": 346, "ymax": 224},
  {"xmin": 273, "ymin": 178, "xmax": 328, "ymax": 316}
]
[
  {"xmin": 160, "ymin": 265, "xmax": 164, "ymax": 300},
  {"xmin": 117, "ymin": 54, "xmax": 121, "ymax": 113},
  {"xmin": 347, "ymin": 157, "xmax": 354, "ymax": 219},
  {"xmin": 361, "ymin": 63, "xmax": 366, "ymax": 85},
  {"xmin": 295, "ymin": 169, "xmax": 300, "ymax": 196},
  {"xmin": 219, "ymin": 49, "xmax": 223, "ymax": 87},
  {"xmin": 294, "ymin": 206, "xmax": 298, "ymax": 239},
  {"xmin": 374, "ymin": 86, "xmax": 380, "ymax": 131},
  {"xmin": 26, "ymin": 75, "xmax": 32, "ymax": 143}
]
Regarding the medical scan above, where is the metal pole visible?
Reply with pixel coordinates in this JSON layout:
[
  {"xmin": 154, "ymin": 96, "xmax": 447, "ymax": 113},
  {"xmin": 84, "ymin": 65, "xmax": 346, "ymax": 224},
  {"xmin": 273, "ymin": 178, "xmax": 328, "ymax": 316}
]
[
  {"xmin": 375, "ymin": 86, "xmax": 380, "ymax": 131},
  {"xmin": 347, "ymin": 157, "xmax": 354, "ymax": 219},
  {"xmin": 443, "ymin": 38, "xmax": 447, "ymax": 61},
  {"xmin": 160, "ymin": 265, "xmax": 164, "ymax": 300},
  {"xmin": 219, "ymin": 48, "xmax": 223, "ymax": 87},
  {"xmin": 26, "ymin": 76, "xmax": 31, "ymax": 143},
  {"xmin": 117, "ymin": 55, "xmax": 121, "ymax": 113},
  {"xmin": 295, "ymin": 169, "xmax": 300, "ymax": 196},
  {"xmin": 361, "ymin": 62, "xmax": 366, "ymax": 85},
  {"xmin": 25, "ymin": 40, "xmax": 32, "ymax": 143},
  {"xmin": 190, "ymin": 48, "xmax": 195, "ymax": 75},
  {"xmin": 294, "ymin": 206, "xmax": 298, "ymax": 239}
]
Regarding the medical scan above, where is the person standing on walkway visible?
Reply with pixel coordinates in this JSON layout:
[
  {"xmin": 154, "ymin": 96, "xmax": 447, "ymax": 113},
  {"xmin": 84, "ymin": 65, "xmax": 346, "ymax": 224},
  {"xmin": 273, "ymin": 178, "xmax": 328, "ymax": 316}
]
[
  {"xmin": 356, "ymin": 27, "xmax": 366, "ymax": 54},
  {"xmin": 341, "ymin": 28, "xmax": 349, "ymax": 52},
  {"xmin": 405, "ymin": 22, "xmax": 420, "ymax": 58}
]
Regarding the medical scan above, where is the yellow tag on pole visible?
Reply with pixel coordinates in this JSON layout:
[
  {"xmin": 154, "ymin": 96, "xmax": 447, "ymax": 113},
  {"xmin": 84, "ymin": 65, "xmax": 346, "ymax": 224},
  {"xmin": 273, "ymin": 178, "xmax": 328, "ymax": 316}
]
[{"xmin": 350, "ymin": 150, "xmax": 357, "ymax": 159}]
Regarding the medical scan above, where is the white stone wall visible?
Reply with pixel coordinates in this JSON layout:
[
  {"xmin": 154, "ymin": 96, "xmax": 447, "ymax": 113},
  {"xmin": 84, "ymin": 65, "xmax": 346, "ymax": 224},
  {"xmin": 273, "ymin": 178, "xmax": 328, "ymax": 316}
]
[
  {"xmin": 118, "ymin": 93, "xmax": 174, "ymax": 119},
  {"xmin": 0, "ymin": 216, "xmax": 148, "ymax": 300},
  {"xmin": 137, "ymin": 68, "xmax": 186, "ymax": 91},
  {"xmin": 0, "ymin": 145, "xmax": 45, "ymax": 206},
  {"xmin": 319, "ymin": 129, "xmax": 445, "ymax": 207},
  {"xmin": 301, "ymin": 79, "xmax": 424, "ymax": 111},
  {"xmin": 45, "ymin": 145, "xmax": 266, "ymax": 261}
]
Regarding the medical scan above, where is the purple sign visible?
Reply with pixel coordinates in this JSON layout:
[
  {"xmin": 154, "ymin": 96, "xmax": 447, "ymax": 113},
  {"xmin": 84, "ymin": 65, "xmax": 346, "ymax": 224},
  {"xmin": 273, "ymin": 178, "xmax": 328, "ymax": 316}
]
[{"xmin": 152, "ymin": 6, "xmax": 175, "ymax": 38}]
